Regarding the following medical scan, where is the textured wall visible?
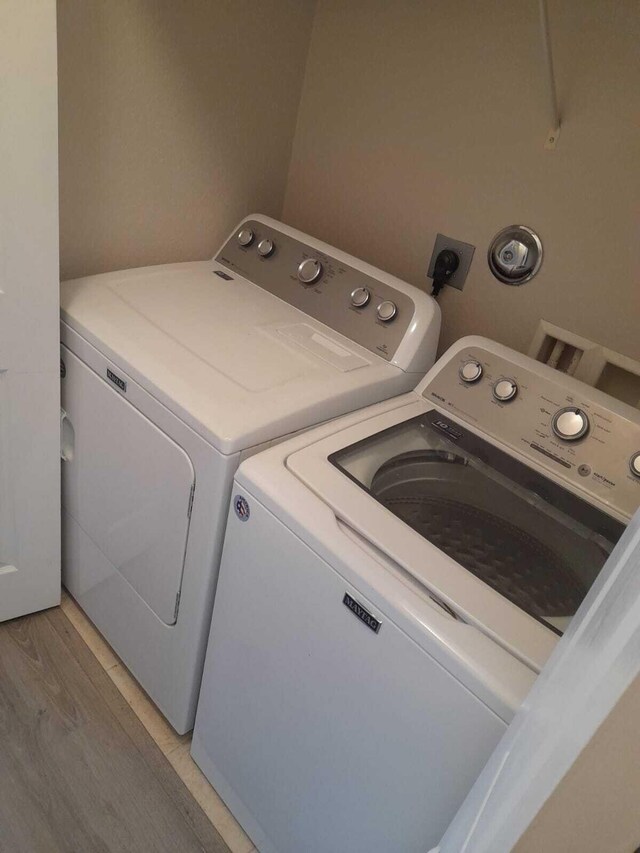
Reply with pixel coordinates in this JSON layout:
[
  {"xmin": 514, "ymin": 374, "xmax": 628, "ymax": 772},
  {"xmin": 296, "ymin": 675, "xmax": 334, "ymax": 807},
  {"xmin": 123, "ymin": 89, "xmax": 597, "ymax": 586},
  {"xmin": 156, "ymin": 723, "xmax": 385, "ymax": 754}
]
[
  {"xmin": 284, "ymin": 0, "xmax": 640, "ymax": 359},
  {"xmin": 58, "ymin": 0, "xmax": 316, "ymax": 280}
]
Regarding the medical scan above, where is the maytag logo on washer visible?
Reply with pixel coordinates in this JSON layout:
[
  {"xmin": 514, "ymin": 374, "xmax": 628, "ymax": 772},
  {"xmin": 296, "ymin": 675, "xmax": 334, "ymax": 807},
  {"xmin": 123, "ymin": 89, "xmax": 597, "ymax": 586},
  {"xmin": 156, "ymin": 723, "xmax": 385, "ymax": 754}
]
[
  {"xmin": 343, "ymin": 592, "xmax": 381, "ymax": 634},
  {"xmin": 106, "ymin": 367, "xmax": 127, "ymax": 393},
  {"xmin": 234, "ymin": 495, "xmax": 250, "ymax": 522}
]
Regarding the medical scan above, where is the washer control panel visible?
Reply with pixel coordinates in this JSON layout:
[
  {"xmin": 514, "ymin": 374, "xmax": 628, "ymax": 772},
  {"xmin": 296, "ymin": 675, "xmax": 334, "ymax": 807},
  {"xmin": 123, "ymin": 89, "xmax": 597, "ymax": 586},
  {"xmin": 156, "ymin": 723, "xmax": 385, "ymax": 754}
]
[
  {"xmin": 216, "ymin": 219, "xmax": 416, "ymax": 362},
  {"xmin": 423, "ymin": 345, "xmax": 640, "ymax": 519}
]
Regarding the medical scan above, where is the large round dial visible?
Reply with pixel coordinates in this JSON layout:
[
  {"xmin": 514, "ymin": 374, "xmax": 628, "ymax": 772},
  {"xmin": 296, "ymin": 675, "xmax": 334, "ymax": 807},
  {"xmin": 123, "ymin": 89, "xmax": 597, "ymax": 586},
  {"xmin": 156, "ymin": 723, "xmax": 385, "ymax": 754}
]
[
  {"xmin": 552, "ymin": 407, "xmax": 589, "ymax": 441},
  {"xmin": 376, "ymin": 300, "xmax": 397, "ymax": 322},
  {"xmin": 493, "ymin": 378, "xmax": 518, "ymax": 402},
  {"xmin": 630, "ymin": 452, "xmax": 640, "ymax": 478},
  {"xmin": 350, "ymin": 287, "xmax": 370, "ymax": 308},
  {"xmin": 459, "ymin": 360, "xmax": 483, "ymax": 383},
  {"xmin": 237, "ymin": 228, "xmax": 254, "ymax": 247},
  {"xmin": 297, "ymin": 258, "xmax": 323, "ymax": 284},
  {"xmin": 257, "ymin": 238, "xmax": 275, "ymax": 257}
]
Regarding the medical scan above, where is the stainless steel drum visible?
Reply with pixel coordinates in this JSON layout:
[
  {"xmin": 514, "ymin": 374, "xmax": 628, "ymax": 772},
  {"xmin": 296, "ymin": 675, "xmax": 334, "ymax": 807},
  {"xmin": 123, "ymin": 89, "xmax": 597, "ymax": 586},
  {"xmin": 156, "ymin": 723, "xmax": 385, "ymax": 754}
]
[{"xmin": 370, "ymin": 450, "xmax": 610, "ymax": 627}]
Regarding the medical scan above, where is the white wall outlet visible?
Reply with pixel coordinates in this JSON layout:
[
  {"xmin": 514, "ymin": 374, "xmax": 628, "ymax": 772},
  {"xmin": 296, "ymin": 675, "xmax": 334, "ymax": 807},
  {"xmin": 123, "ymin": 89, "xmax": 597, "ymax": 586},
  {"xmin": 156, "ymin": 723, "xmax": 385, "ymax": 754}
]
[{"xmin": 427, "ymin": 234, "xmax": 475, "ymax": 291}]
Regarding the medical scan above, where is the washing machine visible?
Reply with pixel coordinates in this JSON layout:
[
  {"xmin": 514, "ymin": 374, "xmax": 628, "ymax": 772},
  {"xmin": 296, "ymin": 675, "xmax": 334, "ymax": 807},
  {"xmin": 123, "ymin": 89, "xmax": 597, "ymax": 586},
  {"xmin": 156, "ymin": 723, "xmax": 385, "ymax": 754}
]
[
  {"xmin": 191, "ymin": 335, "xmax": 640, "ymax": 853},
  {"xmin": 60, "ymin": 215, "xmax": 440, "ymax": 733}
]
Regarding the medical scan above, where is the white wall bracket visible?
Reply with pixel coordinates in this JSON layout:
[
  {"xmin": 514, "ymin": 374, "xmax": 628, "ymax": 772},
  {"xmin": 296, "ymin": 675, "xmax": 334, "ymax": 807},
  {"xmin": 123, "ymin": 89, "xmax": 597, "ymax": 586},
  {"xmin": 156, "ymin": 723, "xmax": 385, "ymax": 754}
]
[{"xmin": 539, "ymin": 0, "xmax": 561, "ymax": 149}]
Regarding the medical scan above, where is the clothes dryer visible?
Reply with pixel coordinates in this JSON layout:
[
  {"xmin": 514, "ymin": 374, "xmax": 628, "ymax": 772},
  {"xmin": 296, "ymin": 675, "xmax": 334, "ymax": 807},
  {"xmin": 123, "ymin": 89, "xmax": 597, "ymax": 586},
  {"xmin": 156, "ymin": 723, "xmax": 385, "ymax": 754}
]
[{"xmin": 60, "ymin": 215, "xmax": 440, "ymax": 733}]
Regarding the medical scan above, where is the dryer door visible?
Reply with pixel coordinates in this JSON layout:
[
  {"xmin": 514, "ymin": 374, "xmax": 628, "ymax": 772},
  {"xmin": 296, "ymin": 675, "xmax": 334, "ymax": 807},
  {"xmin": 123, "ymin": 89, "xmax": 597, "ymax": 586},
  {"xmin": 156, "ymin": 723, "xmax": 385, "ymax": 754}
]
[{"xmin": 61, "ymin": 346, "xmax": 195, "ymax": 625}]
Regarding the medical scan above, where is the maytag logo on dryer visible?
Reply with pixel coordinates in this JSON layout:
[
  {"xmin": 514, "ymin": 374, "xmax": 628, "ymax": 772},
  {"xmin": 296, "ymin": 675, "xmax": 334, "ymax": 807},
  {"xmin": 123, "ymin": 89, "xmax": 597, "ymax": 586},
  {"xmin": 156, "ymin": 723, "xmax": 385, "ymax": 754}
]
[
  {"xmin": 106, "ymin": 368, "xmax": 127, "ymax": 393},
  {"xmin": 342, "ymin": 593, "xmax": 381, "ymax": 634}
]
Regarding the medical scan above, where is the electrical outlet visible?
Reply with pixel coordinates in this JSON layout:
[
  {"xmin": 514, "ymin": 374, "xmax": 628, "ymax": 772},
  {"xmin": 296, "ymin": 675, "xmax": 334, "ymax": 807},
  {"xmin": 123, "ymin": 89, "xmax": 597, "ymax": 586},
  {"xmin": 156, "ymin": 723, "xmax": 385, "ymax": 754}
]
[{"xmin": 427, "ymin": 234, "xmax": 475, "ymax": 291}]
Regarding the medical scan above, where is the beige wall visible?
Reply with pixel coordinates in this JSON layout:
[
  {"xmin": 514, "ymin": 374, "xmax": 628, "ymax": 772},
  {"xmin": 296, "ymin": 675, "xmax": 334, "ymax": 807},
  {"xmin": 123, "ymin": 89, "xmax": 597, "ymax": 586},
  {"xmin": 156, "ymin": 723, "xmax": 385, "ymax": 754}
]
[
  {"xmin": 284, "ymin": 0, "xmax": 640, "ymax": 358},
  {"xmin": 58, "ymin": 0, "xmax": 316, "ymax": 280},
  {"xmin": 515, "ymin": 675, "xmax": 640, "ymax": 853}
]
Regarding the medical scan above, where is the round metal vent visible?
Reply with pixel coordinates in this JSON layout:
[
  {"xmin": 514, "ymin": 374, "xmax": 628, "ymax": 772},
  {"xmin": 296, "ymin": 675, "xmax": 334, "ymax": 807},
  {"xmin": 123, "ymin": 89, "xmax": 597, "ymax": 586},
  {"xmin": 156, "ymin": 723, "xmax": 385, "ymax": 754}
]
[{"xmin": 488, "ymin": 225, "xmax": 543, "ymax": 285}]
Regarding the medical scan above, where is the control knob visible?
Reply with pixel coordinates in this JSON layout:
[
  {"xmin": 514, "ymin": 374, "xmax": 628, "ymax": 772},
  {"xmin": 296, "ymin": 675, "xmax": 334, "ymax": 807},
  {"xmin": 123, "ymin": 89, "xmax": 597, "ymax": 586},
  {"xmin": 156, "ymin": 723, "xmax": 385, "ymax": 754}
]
[
  {"xmin": 493, "ymin": 378, "xmax": 518, "ymax": 402},
  {"xmin": 257, "ymin": 238, "xmax": 275, "ymax": 257},
  {"xmin": 459, "ymin": 360, "xmax": 483, "ymax": 383},
  {"xmin": 297, "ymin": 258, "xmax": 323, "ymax": 284},
  {"xmin": 350, "ymin": 287, "xmax": 370, "ymax": 308},
  {"xmin": 630, "ymin": 452, "xmax": 640, "ymax": 479},
  {"xmin": 376, "ymin": 300, "xmax": 397, "ymax": 322},
  {"xmin": 552, "ymin": 407, "xmax": 590, "ymax": 441},
  {"xmin": 237, "ymin": 228, "xmax": 254, "ymax": 247}
]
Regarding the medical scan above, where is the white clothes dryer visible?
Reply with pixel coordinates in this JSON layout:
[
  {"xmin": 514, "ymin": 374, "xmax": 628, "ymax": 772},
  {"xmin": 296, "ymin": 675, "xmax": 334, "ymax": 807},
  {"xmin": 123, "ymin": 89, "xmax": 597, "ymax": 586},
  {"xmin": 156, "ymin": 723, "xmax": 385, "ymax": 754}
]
[
  {"xmin": 60, "ymin": 215, "xmax": 440, "ymax": 733},
  {"xmin": 191, "ymin": 336, "xmax": 640, "ymax": 853}
]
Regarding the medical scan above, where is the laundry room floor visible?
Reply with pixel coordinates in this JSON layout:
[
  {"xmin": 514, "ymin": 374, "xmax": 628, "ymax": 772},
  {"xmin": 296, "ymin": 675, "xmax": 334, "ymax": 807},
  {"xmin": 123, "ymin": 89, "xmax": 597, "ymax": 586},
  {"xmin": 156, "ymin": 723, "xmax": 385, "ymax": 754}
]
[{"xmin": 0, "ymin": 594, "xmax": 257, "ymax": 853}]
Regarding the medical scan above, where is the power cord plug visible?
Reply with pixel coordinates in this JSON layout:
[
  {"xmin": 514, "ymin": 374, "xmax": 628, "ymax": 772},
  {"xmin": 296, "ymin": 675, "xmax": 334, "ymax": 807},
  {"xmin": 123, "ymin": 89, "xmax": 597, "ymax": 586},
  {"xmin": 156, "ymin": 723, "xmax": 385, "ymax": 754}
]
[{"xmin": 430, "ymin": 249, "xmax": 460, "ymax": 297}]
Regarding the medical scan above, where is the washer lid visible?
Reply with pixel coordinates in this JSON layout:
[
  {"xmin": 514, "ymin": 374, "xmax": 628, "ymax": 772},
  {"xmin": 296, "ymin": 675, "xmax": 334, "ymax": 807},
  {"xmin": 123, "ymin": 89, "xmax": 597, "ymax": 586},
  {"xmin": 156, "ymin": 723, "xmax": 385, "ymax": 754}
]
[
  {"xmin": 60, "ymin": 261, "xmax": 404, "ymax": 454},
  {"xmin": 366, "ymin": 448, "xmax": 608, "ymax": 632},
  {"xmin": 285, "ymin": 399, "xmax": 625, "ymax": 673}
]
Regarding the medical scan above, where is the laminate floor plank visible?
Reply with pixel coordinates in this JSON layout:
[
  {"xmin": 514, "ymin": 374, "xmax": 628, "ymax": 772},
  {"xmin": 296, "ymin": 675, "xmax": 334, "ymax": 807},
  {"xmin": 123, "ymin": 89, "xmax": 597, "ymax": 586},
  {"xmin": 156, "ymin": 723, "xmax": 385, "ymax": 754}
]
[
  {"xmin": 45, "ymin": 607, "xmax": 233, "ymax": 852},
  {"xmin": 0, "ymin": 607, "xmax": 230, "ymax": 853}
]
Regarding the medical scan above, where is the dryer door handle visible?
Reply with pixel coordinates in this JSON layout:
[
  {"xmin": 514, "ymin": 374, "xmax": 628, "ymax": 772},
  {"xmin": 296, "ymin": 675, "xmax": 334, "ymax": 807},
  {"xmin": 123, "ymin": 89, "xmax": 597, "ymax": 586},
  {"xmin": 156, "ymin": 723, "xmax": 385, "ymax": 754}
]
[{"xmin": 60, "ymin": 408, "xmax": 75, "ymax": 462}]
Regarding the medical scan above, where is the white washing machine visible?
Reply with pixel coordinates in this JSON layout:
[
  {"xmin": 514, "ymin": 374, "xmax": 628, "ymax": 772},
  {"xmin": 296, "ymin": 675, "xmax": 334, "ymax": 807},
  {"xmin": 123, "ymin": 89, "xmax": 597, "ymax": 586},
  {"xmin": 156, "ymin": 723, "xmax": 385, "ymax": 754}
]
[
  {"xmin": 60, "ymin": 215, "xmax": 440, "ymax": 733},
  {"xmin": 191, "ymin": 335, "xmax": 640, "ymax": 853}
]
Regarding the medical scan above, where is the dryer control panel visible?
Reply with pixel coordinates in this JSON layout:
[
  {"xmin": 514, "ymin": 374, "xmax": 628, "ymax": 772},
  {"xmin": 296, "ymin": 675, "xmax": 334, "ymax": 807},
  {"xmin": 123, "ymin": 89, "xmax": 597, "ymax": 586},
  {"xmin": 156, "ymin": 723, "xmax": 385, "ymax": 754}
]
[
  {"xmin": 422, "ymin": 345, "xmax": 640, "ymax": 520},
  {"xmin": 216, "ymin": 218, "xmax": 416, "ymax": 363}
]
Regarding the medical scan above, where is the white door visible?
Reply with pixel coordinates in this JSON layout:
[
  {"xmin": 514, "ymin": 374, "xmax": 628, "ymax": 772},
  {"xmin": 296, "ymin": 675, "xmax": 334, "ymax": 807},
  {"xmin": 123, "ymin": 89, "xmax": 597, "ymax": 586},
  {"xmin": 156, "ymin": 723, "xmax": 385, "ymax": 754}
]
[
  {"xmin": 433, "ymin": 511, "xmax": 640, "ymax": 853},
  {"xmin": 0, "ymin": 1, "xmax": 60, "ymax": 620}
]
